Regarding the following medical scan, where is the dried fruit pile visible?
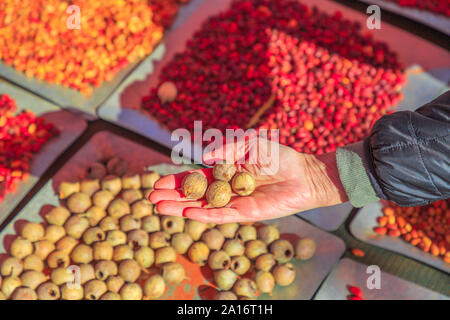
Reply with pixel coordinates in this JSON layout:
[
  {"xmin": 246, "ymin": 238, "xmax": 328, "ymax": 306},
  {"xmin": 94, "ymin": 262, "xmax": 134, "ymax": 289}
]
[
  {"xmin": 0, "ymin": 0, "xmax": 188, "ymax": 95},
  {"xmin": 142, "ymin": 0, "xmax": 406, "ymax": 155},
  {"xmin": 385, "ymin": 0, "xmax": 450, "ymax": 17},
  {"xmin": 0, "ymin": 157, "xmax": 316, "ymax": 300},
  {"xmin": 376, "ymin": 200, "xmax": 449, "ymax": 263},
  {"xmin": 0, "ymin": 94, "xmax": 59, "ymax": 201}
]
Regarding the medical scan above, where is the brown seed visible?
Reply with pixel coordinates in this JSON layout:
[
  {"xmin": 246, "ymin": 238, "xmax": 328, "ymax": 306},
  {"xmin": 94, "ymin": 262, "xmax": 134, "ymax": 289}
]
[
  {"xmin": 21, "ymin": 222, "xmax": 44, "ymax": 242},
  {"xmin": 270, "ymin": 239, "xmax": 294, "ymax": 264},
  {"xmin": 101, "ymin": 175, "xmax": 122, "ymax": 196},
  {"xmin": 50, "ymin": 267, "xmax": 74, "ymax": 285},
  {"xmin": 113, "ymin": 244, "xmax": 134, "ymax": 262},
  {"xmin": 162, "ymin": 262, "xmax": 186, "ymax": 285},
  {"xmin": 71, "ymin": 244, "xmax": 94, "ymax": 264},
  {"xmin": 80, "ymin": 179, "xmax": 101, "ymax": 197},
  {"xmin": 1, "ymin": 257, "xmax": 24, "ymax": 277},
  {"xmin": 66, "ymin": 192, "xmax": 92, "ymax": 214},
  {"xmin": 44, "ymin": 224, "xmax": 66, "ymax": 243},
  {"xmin": 161, "ymin": 216, "xmax": 185, "ymax": 235},
  {"xmin": 230, "ymin": 256, "xmax": 251, "ymax": 275},
  {"xmin": 141, "ymin": 171, "xmax": 160, "ymax": 189},
  {"xmin": 108, "ymin": 199, "xmax": 130, "ymax": 219},
  {"xmin": 10, "ymin": 287, "xmax": 37, "ymax": 300},
  {"xmin": 10, "ymin": 238, "xmax": 33, "ymax": 259},
  {"xmin": 79, "ymin": 264, "xmax": 96, "ymax": 284},
  {"xmin": 295, "ymin": 238, "xmax": 316, "ymax": 260},
  {"xmin": 121, "ymin": 189, "xmax": 143, "ymax": 204},
  {"xmin": 231, "ymin": 172, "xmax": 256, "ymax": 196},
  {"xmin": 58, "ymin": 181, "xmax": 80, "ymax": 200},
  {"xmin": 84, "ymin": 279, "xmax": 108, "ymax": 300},
  {"xmin": 36, "ymin": 282, "xmax": 60, "ymax": 300},
  {"xmin": 202, "ymin": 229, "xmax": 225, "ymax": 250},
  {"xmin": 1, "ymin": 276, "xmax": 21, "ymax": 298},
  {"xmin": 257, "ymin": 224, "xmax": 280, "ymax": 245},
  {"xmin": 127, "ymin": 229, "xmax": 149, "ymax": 249},
  {"xmin": 131, "ymin": 199, "xmax": 153, "ymax": 218},
  {"xmin": 181, "ymin": 172, "xmax": 207, "ymax": 200},
  {"xmin": 33, "ymin": 240, "xmax": 55, "ymax": 260},
  {"xmin": 119, "ymin": 214, "xmax": 141, "ymax": 232},
  {"xmin": 213, "ymin": 163, "xmax": 237, "ymax": 182},
  {"xmin": 83, "ymin": 227, "xmax": 106, "ymax": 245},
  {"xmin": 215, "ymin": 291, "xmax": 237, "ymax": 300},
  {"xmin": 47, "ymin": 250, "xmax": 70, "ymax": 268},
  {"xmin": 122, "ymin": 173, "xmax": 141, "ymax": 190},
  {"xmin": 149, "ymin": 231, "xmax": 170, "ymax": 249},
  {"xmin": 56, "ymin": 236, "xmax": 78, "ymax": 255},
  {"xmin": 255, "ymin": 253, "xmax": 276, "ymax": 272},
  {"xmin": 20, "ymin": 270, "xmax": 47, "ymax": 289},
  {"xmin": 142, "ymin": 215, "xmax": 160, "ymax": 233},
  {"xmin": 95, "ymin": 260, "xmax": 118, "ymax": 280},
  {"xmin": 143, "ymin": 275, "xmax": 165, "ymax": 299},
  {"xmin": 254, "ymin": 271, "xmax": 275, "ymax": 294},
  {"xmin": 273, "ymin": 263, "xmax": 296, "ymax": 286},
  {"xmin": 100, "ymin": 291, "xmax": 121, "ymax": 300},
  {"xmin": 217, "ymin": 223, "xmax": 239, "ymax": 238},
  {"xmin": 118, "ymin": 260, "xmax": 141, "ymax": 283},
  {"xmin": 235, "ymin": 225, "xmax": 257, "ymax": 242},
  {"xmin": 208, "ymin": 250, "xmax": 231, "ymax": 270},
  {"xmin": 64, "ymin": 215, "xmax": 89, "ymax": 239},
  {"xmin": 92, "ymin": 190, "xmax": 115, "ymax": 209},
  {"xmin": 214, "ymin": 269, "xmax": 237, "ymax": 291},
  {"xmin": 60, "ymin": 283, "xmax": 84, "ymax": 300},
  {"xmin": 245, "ymin": 240, "xmax": 268, "ymax": 260},
  {"xmin": 100, "ymin": 216, "xmax": 119, "ymax": 232},
  {"xmin": 187, "ymin": 241, "xmax": 210, "ymax": 266},
  {"xmin": 155, "ymin": 247, "xmax": 177, "ymax": 266},
  {"xmin": 185, "ymin": 220, "xmax": 208, "ymax": 241},
  {"xmin": 223, "ymin": 239, "xmax": 245, "ymax": 257},
  {"xmin": 171, "ymin": 232, "xmax": 193, "ymax": 254},
  {"xmin": 93, "ymin": 241, "xmax": 114, "ymax": 261},
  {"xmin": 23, "ymin": 255, "xmax": 44, "ymax": 272},
  {"xmin": 106, "ymin": 276, "xmax": 124, "ymax": 293},
  {"xmin": 84, "ymin": 206, "xmax": 107, "ymax": 226},
  {"xmin": 45, "ymin": 206, "xmax": 71, "ymax": 226},
  {"xmin": 120, "ymin": 283, "xmax": 143, "ymax": 300},
  {"xmin": 206, "ymin": 181, "xmax": 232, "ymax": 208},
  {"xmin": 134, "ymin": 247, "xmax": 154, "ymax": 268},
  {"xmin": 233, "ymin": 278, "xmax": 257, "ymax": 298}
]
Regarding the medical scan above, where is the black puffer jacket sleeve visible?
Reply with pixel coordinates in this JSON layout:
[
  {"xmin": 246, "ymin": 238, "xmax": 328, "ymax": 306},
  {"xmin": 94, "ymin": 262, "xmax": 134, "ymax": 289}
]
[{"xmin": 366, "ymin": 90, "xmax": 450, "ymax": 206}]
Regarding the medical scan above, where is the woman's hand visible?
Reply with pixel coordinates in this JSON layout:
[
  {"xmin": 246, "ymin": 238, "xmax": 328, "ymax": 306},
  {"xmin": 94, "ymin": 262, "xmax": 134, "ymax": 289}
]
[{"xmin": 149, "ymin": 136, "xmax": 348, "ymax": 224}]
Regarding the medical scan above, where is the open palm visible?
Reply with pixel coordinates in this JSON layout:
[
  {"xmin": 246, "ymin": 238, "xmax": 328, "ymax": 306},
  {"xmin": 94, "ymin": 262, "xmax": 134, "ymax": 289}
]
[{"xmin": 149, "ymin": 136, "xmax": 347, "ymax": 224}]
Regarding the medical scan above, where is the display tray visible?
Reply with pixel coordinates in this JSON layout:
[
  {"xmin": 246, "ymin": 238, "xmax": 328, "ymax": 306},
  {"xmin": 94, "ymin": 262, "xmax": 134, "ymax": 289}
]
[
  {"xmin": 0, "ymin": 79, "xmax": 87, "ymax": 226},
  {"xmin": 314, "ymin": 258, "xmax": 448, "ymax": 300},
  {"xmin": 98, "ymin": 0, "xmax": 449, "ymax": 231},
  {"xmin": 0, "ymin": 131, "xmax": 345, "ymax": 300},
  {"xmin": 358, "ymin": 0, "xmax": 450, "ymax": 36},
  {"xmin": 350, "ymin": 202, "xmax": 450, "ymax": 274},
  {"xmin": 0, "ymin": 0, "xmax": 204, "ymax": 119}
]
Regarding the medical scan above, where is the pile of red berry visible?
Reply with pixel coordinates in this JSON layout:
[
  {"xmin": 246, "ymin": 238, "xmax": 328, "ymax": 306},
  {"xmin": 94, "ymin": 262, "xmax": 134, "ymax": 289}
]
[
  {"xmin": 376, "ymin": 200, "xmax": 449, "ymax": 263},
  {"xmin": 385, "ymin": 0, "xmax": 450, "ymax": 17},
  {"xmin": 0, "ymin": 94, "xmax": 59, "ymax": 201},
  {"xmin": 141, "ymin": 0, "xmax": 406, "ymax": 154}
]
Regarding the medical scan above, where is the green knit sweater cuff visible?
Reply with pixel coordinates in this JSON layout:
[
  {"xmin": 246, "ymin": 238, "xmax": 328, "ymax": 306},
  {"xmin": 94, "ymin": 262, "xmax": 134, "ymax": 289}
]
[{"xmin": 336, "ymin": 142, "xmax": 379, "ymax": 208}]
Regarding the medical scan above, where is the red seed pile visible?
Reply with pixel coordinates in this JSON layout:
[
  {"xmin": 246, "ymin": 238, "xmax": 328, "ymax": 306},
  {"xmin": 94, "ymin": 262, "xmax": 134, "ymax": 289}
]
[
  {"xmin": 376, "ymin": 200, "xmax": 450, "ymax": 263},
  {"xmin": 0, "ymin": 0, "xmax": 188, "ymax": 95},
  {"xmin": 141, "ymin": 0, "xmax": 406, "ymax": 154},
  {"xmin": 385, "ymin": 0, "xmax": 450, "ymax": 17},
  {"xmin": 0, "ymin": 94, "xmax": 59, "ymax": 201}
]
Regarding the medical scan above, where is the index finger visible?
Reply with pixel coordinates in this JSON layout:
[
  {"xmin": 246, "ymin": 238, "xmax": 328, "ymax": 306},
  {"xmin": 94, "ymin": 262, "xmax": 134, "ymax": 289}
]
[{"xmin": 153, "ymin": 168, "xmax": 213, "ymax": 190}]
